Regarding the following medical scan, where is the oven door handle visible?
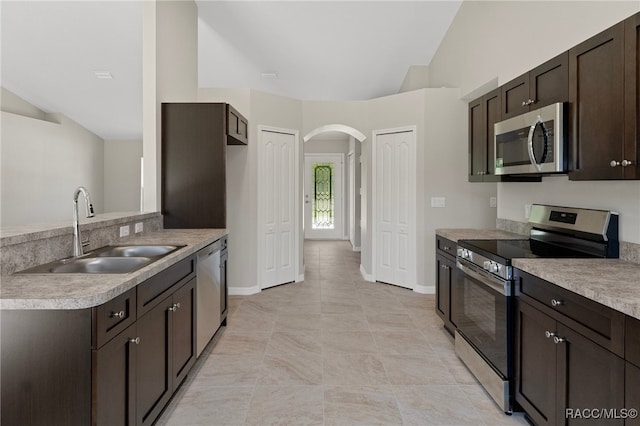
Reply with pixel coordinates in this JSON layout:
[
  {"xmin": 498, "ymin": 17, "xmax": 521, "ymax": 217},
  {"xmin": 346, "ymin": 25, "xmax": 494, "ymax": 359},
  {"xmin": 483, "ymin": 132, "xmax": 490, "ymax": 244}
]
[{"xmin": 456, "ymin": 259, "xmax": 511, "ymax": 296}]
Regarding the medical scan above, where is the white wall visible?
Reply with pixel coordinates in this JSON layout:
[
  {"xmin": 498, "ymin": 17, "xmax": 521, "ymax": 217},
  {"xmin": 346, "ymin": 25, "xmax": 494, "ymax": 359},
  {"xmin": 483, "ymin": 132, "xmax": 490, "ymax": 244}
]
[
  {"xmin": 104, "ymin": 140, "xmax": 143, "ymax": 213},
  {"xmin": 143, "ymin": 0, "xmax": 199, "ymax": 213},
  {"xmin": 1, "ymin": 110, "xmax": 104, "ymax": 226},
  {"xmin": 198, "ymin": 88, "xmax": 303, "ymax": 290},
  {"xmin": 430, "ymin": 1, "xmax": 640, "ymax": 97},
  {"xmin": 429, "ymin": 1, "xmax": 640, "ymax": 244}
]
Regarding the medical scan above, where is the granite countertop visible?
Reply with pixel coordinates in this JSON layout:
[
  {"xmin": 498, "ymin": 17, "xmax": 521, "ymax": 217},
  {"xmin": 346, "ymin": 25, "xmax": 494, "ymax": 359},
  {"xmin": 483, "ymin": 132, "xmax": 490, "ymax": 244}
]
[
  {"xmin": 0, "ymin": 228, "xmax": 227, "ymax": 310},
  {"xmin": 436, "ymin": 228, "xmax": 526, "ymax": 242},
  {"xmin": 513, "ymin": 258, "xmax": 640, "ymax": 320}
]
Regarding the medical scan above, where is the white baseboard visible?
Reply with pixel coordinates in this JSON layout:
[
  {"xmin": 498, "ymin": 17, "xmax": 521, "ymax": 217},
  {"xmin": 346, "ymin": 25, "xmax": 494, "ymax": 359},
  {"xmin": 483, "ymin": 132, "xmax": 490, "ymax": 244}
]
[
  {"xmin": 414, "ymin": 284, "xmax": 435, "ymax": 294},
  {"xmin": 359, "ymin": 264, "xmax": 374, "ymax": 282},
  {"xmin": 351, "ymin": 246, "xmax": 361, "ymax": 252},
  {"xmin": 228, "ymin": 285, "xmax": 261, "ymax": 296},
  {"xmin": 296, "ymin": 273, "xmax": 305, "ymax": 282}
]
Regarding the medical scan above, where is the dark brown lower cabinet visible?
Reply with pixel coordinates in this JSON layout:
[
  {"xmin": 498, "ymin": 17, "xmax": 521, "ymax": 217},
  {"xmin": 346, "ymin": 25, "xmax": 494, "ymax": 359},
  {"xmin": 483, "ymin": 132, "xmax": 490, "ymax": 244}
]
[
  {"xmin": 1, "ymin": 256, "xmax": 197, "ymax": 426},
  {"xmin": 626, "ymin": 362, "xmax": 640, "ymax": 426},
  {"xmin": 435, "ymin": 253, "xmax": 456, "ymax": 334},
  {"xmin": 93, "ymin": 324, "xmax": 137, "ymax": 426},
  {"xmin": 137, "ymin": 294, "xmax": 173, "ymax": 426},
  {"xmin": 171, "ymin": 278, "xmax": 197, "ymax": 388},
  {"xmin": 1, "ymin": 310, "xmax": 92, "ymax": 426},
  {"xmin": 137, "ymin": 278, "xmax": 196, "ymax": 426},
  {"xmin": 558, "ymin": 323, "xmax": 625, "ymax": 425},
  {"xmin": 516, "ymin": 299, "xmax": 625, "ymax": 425},
  {"xmin": 515, "ymin": 300, "xmax": 557, "ymax": 425}
]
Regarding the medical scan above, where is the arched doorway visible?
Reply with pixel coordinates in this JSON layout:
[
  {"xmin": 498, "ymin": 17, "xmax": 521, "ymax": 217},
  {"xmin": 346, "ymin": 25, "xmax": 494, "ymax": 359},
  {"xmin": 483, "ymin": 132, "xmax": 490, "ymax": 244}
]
[{"xmin": 302, "ymin": 125, "xmax": 366, "ymax": 249}]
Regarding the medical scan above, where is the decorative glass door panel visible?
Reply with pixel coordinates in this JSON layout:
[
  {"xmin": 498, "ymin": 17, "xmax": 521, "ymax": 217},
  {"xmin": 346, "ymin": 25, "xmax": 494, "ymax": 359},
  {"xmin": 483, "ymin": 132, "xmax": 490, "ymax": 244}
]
[
  {"xmin": 304, "ymin": 154, "xmax": 343, "ymax": 240},
  {"xmin": 312, "ymin": 163, "xmax": 334, "ymax": 229}
]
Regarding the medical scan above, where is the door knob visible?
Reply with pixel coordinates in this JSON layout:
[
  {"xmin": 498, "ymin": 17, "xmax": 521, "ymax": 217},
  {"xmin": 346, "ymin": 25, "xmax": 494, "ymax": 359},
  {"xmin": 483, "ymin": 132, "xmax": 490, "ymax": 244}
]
[
  {"xmin": 610, "ymin": 160, "xmax": 621, "ymax": 167},
  {"xmin": 622, "ymin": 160, "xmax": 633, "ymax": 167}
]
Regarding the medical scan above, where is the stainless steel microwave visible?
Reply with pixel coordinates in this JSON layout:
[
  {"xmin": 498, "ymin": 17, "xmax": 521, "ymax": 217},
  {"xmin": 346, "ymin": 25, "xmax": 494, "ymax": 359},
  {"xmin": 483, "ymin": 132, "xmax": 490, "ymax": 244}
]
[{"xmin": 494, "ymin": 102, "xmax": 567, "ymax": 175}]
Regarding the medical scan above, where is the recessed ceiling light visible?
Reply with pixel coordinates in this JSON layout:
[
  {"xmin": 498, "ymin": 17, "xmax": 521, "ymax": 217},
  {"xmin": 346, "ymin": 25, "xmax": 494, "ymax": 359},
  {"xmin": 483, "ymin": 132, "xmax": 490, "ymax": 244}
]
[
  {"xmin": 260, "ymin": 72, "xmax": 278, "ymax": 79},
  {"xmin": 94, "ymin": 71, "xmax": 113, "ymax": 79}
]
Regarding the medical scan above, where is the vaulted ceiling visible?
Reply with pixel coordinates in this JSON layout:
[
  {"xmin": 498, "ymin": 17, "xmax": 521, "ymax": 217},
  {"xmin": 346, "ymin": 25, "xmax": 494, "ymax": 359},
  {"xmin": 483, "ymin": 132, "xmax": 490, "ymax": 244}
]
[{"xmin": 1, "ymin": 1, "xmax": 461, "ymax": 140}]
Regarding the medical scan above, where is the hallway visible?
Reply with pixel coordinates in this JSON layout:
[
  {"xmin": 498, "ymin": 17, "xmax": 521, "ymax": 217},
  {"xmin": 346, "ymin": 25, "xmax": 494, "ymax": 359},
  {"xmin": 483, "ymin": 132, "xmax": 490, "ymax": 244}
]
[{"xmin": 158, "ymin": 241, "xmax": 527, "ymax": 425}]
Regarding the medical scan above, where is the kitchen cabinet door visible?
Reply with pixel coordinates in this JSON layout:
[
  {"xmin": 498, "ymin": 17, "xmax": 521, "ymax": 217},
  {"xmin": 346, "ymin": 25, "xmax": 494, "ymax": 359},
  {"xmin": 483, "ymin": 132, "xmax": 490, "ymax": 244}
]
[
  {"xmin": 220, "ymin": 244, "xmax": 228, "ymax": 326},
  {"xmin": 501, "ymin": 73, "xmax": 529, "ymax": 119},
  {"xmin": 93, "ymin": 324, "xmax": 137, "ymax": 426},
  {"xmin": 501, "ymin": 52, "xmax": 568, "ymax": 120},
  {"xmin": 161, "ymin": 103, "xmax": 227, "ymax": 229},
  {"xmin": 468, "ymin": 96, "xmax": 486, "ymax": 182},
  {"xmin": 171, "ymin": 278, "xmax": 196, "ymax": 391},
  {"xmin": 435, "ymin": 253, "xmax": 455, "ymax": 334},
  {"xmin": 136, "ymin": 295, "xmax": 173, "ymax": 426},
  {"xmin": 556, "ymin": 323, "xmax": 625, "ymax": 425},
  {"xmin": 515, "ymin": 300, "xmax": 557, "ymax": 426},
  {"xmin": 227, "ymin": 104, "xmax": 248, "ymax": 145},
  {"xmin": 626, "ymin": 362, "xmax": 640, "ymax": 426},
  {"xmin": 529, "ymin": 52, "xmax": 569, "ymax": 111},
  {"xmin": 568, "ymin": 22, "xmax": 626, "ymax": 180},
  {"xmin": 468, "ymin": 89, "xmax": 502, "ymax": 182},
  {"xmin": 624, "ymin": 12, "xmax": 640, "ymax": 180}
]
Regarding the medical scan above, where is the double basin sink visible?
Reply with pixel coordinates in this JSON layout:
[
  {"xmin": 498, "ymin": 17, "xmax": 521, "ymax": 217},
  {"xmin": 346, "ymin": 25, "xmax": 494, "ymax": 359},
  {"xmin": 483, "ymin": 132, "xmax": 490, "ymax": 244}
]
[{"xmin": 20, "ymin": 245, "xmax": 184, "ymax": 274}]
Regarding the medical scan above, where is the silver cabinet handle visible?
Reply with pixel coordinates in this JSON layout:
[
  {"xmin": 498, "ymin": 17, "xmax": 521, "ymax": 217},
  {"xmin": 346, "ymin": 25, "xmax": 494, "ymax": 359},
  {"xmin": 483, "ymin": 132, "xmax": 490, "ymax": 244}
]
[
  {"xmin": 622, "ymin": 160, "xmax": 633, "ymax": 167},
  {"xmin": 553, "ymin": 336, "xmax": 566, "ymax": 344},
  {"xmin": 130, "ymin": 337, "xmax": 140, "ymax": 345},
  {"xmin": 610, "ymin": 160, "xmax": 621, "ymax": 167},
  {"xmin": 168, "ymin": 302, "xmax": 181, "ymax": 312},
  {"xmin": 111, "ymin": 310, "xmax": 125, "ymax": 319},
  {"xmin": 545, "ymin": 331, "xmax": 556, "ymax": 339},
  {"xmin": 522, "ymin": 99, "xmax": 535, "ymax": 106},
  {"xmin": 522, "ymin": 100, "xmax": 527, "ymax": 107},
  {"xmin": 551, "ymin": 299, "xmax": 564, "ymax": 307}
]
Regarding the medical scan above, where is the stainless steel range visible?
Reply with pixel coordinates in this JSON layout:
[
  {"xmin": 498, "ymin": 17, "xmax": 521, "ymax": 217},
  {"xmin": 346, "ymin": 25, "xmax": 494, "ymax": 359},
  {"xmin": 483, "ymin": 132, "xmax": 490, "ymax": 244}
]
[{"xmin": 453, "ymin": 204, "xmax": 619, "ymax": 413}]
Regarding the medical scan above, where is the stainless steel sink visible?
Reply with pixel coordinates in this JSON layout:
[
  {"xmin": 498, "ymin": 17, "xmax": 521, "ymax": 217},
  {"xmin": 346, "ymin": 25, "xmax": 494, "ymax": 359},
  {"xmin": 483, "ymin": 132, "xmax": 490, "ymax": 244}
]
[
  {"xmin": 18, "ymin": 244, "xmax": 184, "ymax": 274},
  {"xmin": 48, "ymin": 257, "xmax": 153, "ymax": 274},
  {"xmin": 94, "ymin": 245, "xmax": 180, "ymax": 258}
]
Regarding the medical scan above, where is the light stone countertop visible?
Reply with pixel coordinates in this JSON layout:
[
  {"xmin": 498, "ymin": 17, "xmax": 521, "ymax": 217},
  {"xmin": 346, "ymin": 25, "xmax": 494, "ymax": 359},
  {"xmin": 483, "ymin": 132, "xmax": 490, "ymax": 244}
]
[
  {"xmin": 0, "ymin": 228, "xmax": 227, "ymax": 310},
  {"xmin": 513, "ymin": 258, "xmax": 640, "ymax": 320},
  {"xmin": 436, "ymin": 228, "xmax": 526, "ymax": 243}
]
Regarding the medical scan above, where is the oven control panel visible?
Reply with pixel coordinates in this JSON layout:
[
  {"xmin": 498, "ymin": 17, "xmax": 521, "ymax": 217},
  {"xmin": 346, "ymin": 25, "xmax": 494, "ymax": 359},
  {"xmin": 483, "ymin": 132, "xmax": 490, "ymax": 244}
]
[{"xmin": 457, "ymin": 248, "xmax": 512, "ymax": 281}]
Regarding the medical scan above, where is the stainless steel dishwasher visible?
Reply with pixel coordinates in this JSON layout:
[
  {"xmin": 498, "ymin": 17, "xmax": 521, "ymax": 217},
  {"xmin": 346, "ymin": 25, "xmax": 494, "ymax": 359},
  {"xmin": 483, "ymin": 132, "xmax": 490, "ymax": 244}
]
[{"xmin": 196, "ymin": 239, "xmax": 222, "ymax": 357}]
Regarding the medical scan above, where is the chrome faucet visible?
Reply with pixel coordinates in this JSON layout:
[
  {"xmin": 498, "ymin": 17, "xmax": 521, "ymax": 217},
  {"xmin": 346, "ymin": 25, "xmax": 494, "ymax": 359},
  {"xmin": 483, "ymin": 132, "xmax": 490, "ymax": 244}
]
[{"xmin": 73, "ymin": 186, "xmax": 95, "ymax": 257}]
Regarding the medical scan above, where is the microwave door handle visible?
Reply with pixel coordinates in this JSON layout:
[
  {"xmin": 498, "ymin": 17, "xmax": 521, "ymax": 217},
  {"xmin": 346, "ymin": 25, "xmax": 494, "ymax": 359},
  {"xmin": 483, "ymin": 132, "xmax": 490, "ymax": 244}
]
[{"xmin": 527, "ymin": 117, "xmax": 543, "ymax": 172}]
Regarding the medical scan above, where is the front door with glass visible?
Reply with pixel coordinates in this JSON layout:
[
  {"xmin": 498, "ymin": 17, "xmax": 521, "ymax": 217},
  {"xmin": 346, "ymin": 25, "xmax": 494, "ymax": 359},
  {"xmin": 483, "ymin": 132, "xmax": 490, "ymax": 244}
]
[{"xmin": 304, "ymin": 154, "xmax": 343, "ymax": 240}]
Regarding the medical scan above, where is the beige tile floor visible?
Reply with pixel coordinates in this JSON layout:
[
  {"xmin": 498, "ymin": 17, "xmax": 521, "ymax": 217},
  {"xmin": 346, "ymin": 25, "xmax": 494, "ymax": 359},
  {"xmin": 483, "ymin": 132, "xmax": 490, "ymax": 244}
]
[{"xmin": 158, "ymin": 240, "xmax": 529, "ymax": 426}]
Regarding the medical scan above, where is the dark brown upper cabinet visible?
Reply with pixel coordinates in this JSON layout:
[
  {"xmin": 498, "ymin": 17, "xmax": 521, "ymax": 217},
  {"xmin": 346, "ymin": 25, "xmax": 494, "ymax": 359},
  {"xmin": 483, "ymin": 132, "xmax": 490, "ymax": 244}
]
[
  {"xmin": 468, "ymin": 88, "xmax": 502, "ymax": 182},
  {"xmin": 501, "ymin": 52, "xmax": 569, "ymax": 120},
  {"xmin": 227, "ymin": 104, "xmax": 248, "ymax": 145},
  {"xmin": 624, "ymin": 12, "xmax": 640, "ymax": 180},
  {"xmin": 568, "ymin": 22, "xmax": 626, "ymax": 180},
  {"xmin": 162, "ymin": 102, "xmax": 248, "ymax": 229}
]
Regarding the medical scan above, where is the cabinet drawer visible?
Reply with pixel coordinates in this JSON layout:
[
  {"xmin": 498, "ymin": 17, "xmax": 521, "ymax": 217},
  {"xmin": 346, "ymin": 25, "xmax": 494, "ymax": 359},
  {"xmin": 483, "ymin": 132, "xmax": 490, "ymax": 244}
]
[
  {"xmin": 93, "ymin": 288, "xmax": 136, "ymax": 349},
  {"xmin": 436, "ymin": 236, "xmax": 456, "ymax": 259},
  {"xmin": 137, "ymin": 255, "xmax": 196, "ymax": 316},
  {"xmin": 626, "ymin": 316, "xmax": 640, "ymax": 368},
  {"xmin": 516, "ymin": 269, "xmax": 624, "ymax": 356}
]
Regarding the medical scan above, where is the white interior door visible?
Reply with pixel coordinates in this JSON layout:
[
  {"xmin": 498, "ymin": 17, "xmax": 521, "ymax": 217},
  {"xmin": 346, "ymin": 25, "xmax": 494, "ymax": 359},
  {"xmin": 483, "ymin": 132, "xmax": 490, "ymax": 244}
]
[
  {"xmin": 374, "ymin": 129, "xmax": 416, "ymax": 289},
  {"xmin": 304, "ymin": 154, "xmax": 343, "ymax": 240},
  {"xmin": 349, "ymin": 152, "xmax": 356, "ymax": 246},
  {"xmin": 260, "ymin": 128, "xmax": 297, "ymax": 289}
]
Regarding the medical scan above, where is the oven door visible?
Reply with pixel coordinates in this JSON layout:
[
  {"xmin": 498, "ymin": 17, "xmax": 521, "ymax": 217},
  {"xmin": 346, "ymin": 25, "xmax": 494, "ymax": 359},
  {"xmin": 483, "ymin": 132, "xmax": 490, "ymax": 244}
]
[{"xmin": 454, "ymin": 258, "xmax": 512, "ymax": 379}]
